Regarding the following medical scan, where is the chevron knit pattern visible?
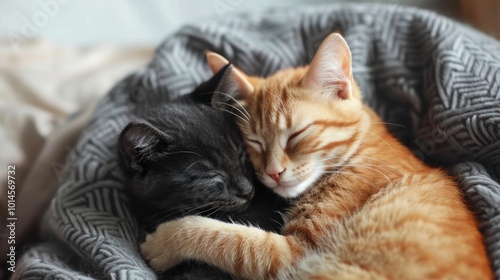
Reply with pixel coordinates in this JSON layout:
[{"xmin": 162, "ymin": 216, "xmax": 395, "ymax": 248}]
[{"xmin": 14, "ymin": 4, "xmax": 500, "ymax": 279}]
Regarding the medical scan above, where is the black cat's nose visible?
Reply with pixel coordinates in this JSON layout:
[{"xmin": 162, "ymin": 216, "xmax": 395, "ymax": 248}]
[
  {"xmin": 233, "ymin": 179, "xmax": 254, "ymax": 200},
  {"xmin": 237, "ymin": 187, "xmax": 254, "ymax": 199}
]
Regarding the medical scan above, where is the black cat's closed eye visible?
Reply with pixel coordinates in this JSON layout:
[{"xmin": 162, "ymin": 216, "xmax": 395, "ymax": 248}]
[{"xmin": 239, "ymin": 150, "xmax": 251, "ymax": 166}]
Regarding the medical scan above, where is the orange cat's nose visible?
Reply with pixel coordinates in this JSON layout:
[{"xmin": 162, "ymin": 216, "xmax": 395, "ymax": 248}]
[
  {"xmin": 269, "ymin": 173, "xmax": 281, "ymax": 182},
  {"xmin": 266, "ymin": 163, "xmax": 285, "ymax": 183},
  {"xmin": 268, "ymin": 170, "xmax": 285, "ymax": 183}
]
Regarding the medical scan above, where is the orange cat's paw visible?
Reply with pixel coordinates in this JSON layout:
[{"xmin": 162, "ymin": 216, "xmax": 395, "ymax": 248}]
[{"xmin": 140, "ymin": 223, "xmax": 183, "ymax": 271}]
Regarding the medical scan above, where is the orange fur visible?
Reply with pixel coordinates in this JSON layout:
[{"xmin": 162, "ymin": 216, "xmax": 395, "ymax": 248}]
[{"xmin": 141, "ymin": 33, "xmax": 492, "ymax": 280}]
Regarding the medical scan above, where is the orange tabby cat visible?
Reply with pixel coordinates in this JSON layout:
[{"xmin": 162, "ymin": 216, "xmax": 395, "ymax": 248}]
[{"xmin": 141, "ymin": 33, "xmax": 492, "ymax": 279}]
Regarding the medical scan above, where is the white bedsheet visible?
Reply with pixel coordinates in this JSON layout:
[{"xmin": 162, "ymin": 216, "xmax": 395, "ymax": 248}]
[{"xmin": 0, "ymin": 39, "xmax": 153, "ymax": 266}]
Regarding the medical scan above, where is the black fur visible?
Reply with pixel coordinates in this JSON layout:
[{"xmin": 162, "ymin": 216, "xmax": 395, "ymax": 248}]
[{"xmin": 119, "ymin": 65, "xmax": 287, "ymax": 279}]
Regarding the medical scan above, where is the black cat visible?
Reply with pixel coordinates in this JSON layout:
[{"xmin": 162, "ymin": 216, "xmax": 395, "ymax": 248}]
[{"xmin": 119, "ymin": 65, "xmax": 287, "ymax": 280}]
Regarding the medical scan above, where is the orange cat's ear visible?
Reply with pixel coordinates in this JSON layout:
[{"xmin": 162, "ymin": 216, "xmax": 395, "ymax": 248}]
[
  {"xmin": 302, "ymin": 33, "xmax": 353, "ymax": 100},
  {"xmin": 206, "ymin": 51, "xmax": 254, "ymax": 98}
]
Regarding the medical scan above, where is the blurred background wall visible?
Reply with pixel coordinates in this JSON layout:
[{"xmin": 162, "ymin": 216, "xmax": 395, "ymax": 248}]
[{"xmin": 0, "ymin": 0, "xmax": 470, "ymax": 47}]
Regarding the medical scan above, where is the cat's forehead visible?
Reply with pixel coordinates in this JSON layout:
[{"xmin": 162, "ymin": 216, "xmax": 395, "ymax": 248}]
[
  {"xmin": 242, "ymin": 70, "xmax": 306, "ymax": 134},
  {"xmin": 258, "ymin": 67, "xmax": 306, "ymax": 89},
  {"xmin": 244, "ymin": 99, "xmax": 308, "ymax": 139}
]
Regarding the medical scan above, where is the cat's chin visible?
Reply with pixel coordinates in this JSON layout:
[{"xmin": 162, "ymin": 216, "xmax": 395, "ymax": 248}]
[
  {"xmin": 272, "ymin": 185, "xmax": 301, "ymax": 198},
  {"xmin": 269, "ymin": 173, "xmax": 323, "ymax": 198}
]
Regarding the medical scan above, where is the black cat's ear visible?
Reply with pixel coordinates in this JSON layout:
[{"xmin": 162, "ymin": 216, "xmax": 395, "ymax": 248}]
[
  {"xmin": 206, "ymin": 52, "xmax": 254, "ymax": 104},
  {"xmin": 190, "ymin": 63, "xmax": 233, "ymax": 105},
  {"xmin": 119, "ymin": 121, "xmax": 170, "ymax": 173}
]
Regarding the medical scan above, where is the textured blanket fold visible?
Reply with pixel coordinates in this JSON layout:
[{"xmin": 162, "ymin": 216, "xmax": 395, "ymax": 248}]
[{"xmin": 14, "ymin": 4, "xmax": 500, "ymax": 279}]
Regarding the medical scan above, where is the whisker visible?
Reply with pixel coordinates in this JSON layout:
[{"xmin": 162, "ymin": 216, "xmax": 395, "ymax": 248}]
[
  {"xmin": 145, "ymin": 201, "xmax": 220, "ymax": 226},
  {"xmin": 180, "ymin": 202, "xmax": 220, "ymax": 217},
  {"xmin": 322, "ymin": 162, "xmax": 398, "ymax": 176},
  {"xmin": 204, "ymin": 206, "xmax": 222, "ymax": 218},
  {"xmin": 184, "ymin": 161, "xmax": 201, "ymax": 173},
  {"xmin": 269, "ymin": 218, "xmax": 285, "ymax": 228},
  {"xmin": 194, "ymin": 206, "xmax": 217, "ymax": 216},
  {"xmin": 372, "ymin": 122, "xmax": 405, "ymax": 128},
  {"xmin": 214, "ymin": 106, "xmax": 250, "ymax": 125},
  {"xmin": 365, "ymin": 130, "xmax": 395, "ymax": 152},
  {"xmin": 211, "ymin": 101, "xmax": 250, "ymax": 122},
  {"xmin": 340, "ymin": 170, "xmax": 374, "ymax": 185},
  {"xmin": 322, "ymin": 163, "xmax": 398, "ymax": 178},
  {"xmin": 212, "ymin": 91, "xmax": 252, "ymax": 120},
  {"xmin": 163, "ymin": 150, "xmax": 204, "ymax": 158},
  {"xmin": 337, "ymin": 164, "xmax": 394, "ymax": 184},
  {"xmin": 319, "ymin": 154, "xmax": 401, "ymax": 175},
  {"xmin": 346, "ymin": 155, "xmax": 396, "ymax": 165},
  {"xmin": 275, "ymin": 210, "xmax": 289, "ymax": 225}
]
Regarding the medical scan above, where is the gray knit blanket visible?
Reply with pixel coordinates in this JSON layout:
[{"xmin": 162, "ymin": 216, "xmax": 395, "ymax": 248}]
[{"xmin": 14, "ymin": 4, "xmax": 500, "ymax": 279}]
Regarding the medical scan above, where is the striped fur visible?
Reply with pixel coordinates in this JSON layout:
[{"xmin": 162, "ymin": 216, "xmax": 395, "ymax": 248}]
[{"xmin": 141, "ymin": 33, "xmax": 492, "ymax": 279}]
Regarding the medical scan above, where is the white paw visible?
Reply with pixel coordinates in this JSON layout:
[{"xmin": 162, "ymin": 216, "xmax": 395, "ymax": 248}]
[{"xmin": 140, "ymin": 223, "xmax": 183, "ymax": 271}]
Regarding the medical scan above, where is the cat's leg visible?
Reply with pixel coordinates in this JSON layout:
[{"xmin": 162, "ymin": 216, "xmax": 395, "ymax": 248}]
[{"xmin": 141, "ymin": 216, "xmax": 303, "ymax": 280}]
